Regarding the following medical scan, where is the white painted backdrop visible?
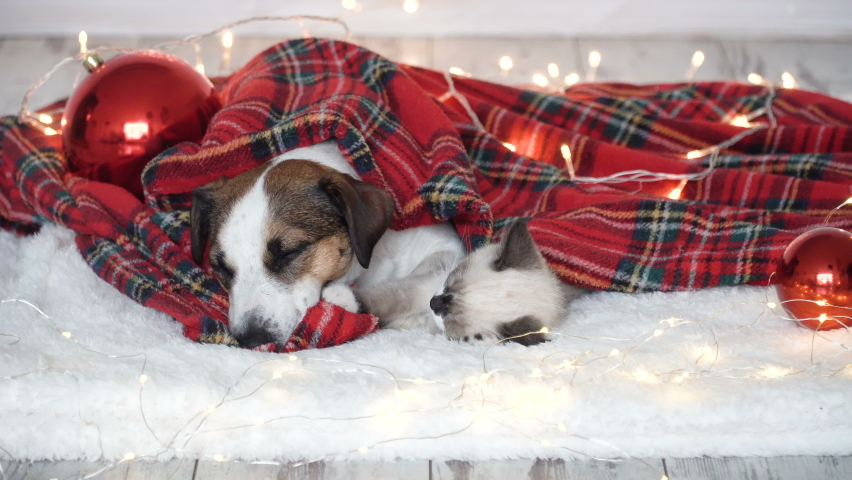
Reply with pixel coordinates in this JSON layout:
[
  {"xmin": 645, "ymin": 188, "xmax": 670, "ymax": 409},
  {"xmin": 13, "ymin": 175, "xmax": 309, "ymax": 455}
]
[{"xmin": 2, "ymin": 0, "xmax": 852, "ymax": 38}]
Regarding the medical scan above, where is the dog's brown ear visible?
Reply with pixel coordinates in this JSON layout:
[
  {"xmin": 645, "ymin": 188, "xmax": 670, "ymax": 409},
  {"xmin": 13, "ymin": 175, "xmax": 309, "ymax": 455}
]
[
  {"xmin": 494, "ymin": 220, "xmax": 545, "ymax": 271},
  {"xmin": 322, "ymin": 174, "xmax": 394, "ymax": 268},
  {"xmin": 190, "ymin": 178, "xmax": 225, "ymax": 265}
]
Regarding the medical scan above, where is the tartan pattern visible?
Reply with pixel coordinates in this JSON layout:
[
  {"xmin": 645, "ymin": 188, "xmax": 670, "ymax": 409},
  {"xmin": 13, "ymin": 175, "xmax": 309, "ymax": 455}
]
[{"xmin": 2, "ymin": 39, "xmax": 852, "ymax": 352}]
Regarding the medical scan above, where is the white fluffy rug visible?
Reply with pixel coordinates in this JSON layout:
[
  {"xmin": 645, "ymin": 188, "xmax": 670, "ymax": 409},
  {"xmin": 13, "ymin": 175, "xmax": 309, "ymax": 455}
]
[{"xmin": 1, "ymin": 225, "xmax": 851, "ymax": 463}]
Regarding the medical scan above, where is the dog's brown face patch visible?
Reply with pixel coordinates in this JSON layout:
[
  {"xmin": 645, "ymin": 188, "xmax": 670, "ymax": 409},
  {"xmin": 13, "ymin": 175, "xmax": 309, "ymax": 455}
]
[
  {"xmin": 261, "ymin": 161, "xmax": 353, "ymax": 284},
  {"xmin": 201, "ymin": 160, "xmax": 354, "ymax": 288}
]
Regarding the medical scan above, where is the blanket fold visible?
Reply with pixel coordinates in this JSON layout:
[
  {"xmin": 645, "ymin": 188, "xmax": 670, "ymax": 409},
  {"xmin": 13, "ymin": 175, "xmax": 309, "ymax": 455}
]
[{"xmin": 2, "ymin": 38, "xmax": 852, "ymax": 351}]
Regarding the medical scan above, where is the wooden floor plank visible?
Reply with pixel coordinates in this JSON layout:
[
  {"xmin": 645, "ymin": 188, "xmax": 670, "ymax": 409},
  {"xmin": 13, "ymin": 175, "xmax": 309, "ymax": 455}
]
[
  {"xmin": 666, "ymin": 456, "xmax": 852, "ymax": 480},
  {"xmin": 0, "ymin": 459, "xmax": 128, "ymax": 480},
  {"xmin": 192, "ymin": 460, "xmax": 430, "ymax": 480},
  {"xmin": 5, "ymin": 457, "xmax": 852, "ymax": 480},
  {"xmin": 126, "ymin": 459, "xmax": 196, "ymax": 480},
  {"xmin": 432, "ymin": 458, "xmax": 666, "ymax": 480}
]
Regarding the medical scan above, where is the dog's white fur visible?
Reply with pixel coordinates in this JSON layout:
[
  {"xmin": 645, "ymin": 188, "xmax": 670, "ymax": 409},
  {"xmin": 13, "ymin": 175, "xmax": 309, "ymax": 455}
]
[
  {"xmin": 220, "ymin": 170, "xmax": 323, "ymax": 330},
  {"xmin": 224, "ymin": 141, "xmax": 464, "ymax": 338}
]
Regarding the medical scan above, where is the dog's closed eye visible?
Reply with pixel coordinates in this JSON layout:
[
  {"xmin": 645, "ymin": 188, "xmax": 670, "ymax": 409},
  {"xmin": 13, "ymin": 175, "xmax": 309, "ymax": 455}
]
[
  {"xmin": 267, "ymin": 240, "xmax": 310, "ymax": 273},
  {"xmin": 211, "ymin": 251, "xmax": 235, "ymax": 288}
]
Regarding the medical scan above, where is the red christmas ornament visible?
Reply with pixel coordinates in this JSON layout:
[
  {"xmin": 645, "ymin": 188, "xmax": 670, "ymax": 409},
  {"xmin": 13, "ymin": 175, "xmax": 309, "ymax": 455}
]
[
  {"xmin": 61, "ymin": 51, "xmax": 222, "ymax": 197},
  {"xmin": 775, "ymin": 227, "xmax": 852, "ymax": 331}
]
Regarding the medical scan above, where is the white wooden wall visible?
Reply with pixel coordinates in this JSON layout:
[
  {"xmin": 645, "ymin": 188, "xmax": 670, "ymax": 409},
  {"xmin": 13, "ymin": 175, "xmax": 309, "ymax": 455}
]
[{"xmin": 2, "ymin": 0, "xmax": 852, "ymax": 38}]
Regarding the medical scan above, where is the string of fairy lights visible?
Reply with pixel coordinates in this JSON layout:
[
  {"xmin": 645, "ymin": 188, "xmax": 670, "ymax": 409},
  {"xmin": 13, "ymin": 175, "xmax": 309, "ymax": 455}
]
[
  {"xmin": 2, "ymin": 267, "xmax": 851, "ymax": 480},
  {"xmin": 18, "ymin": 1, "xmax": 802, "ymax": 136},
  {"xmin": 2, "ymin": 10, "xmax": 851, "ymax": 480}
]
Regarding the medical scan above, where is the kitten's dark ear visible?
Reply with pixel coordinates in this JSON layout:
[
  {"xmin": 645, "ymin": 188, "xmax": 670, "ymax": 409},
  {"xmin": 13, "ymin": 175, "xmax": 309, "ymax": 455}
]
[
  {"xmin": 321, "ymin": 174, "xmax": 395, "ymax": 269},
  {"xmin": 190, "ymin": 178, "xmax": 225, "ymax": 265},
  {"xmin": 500, "ymin": 316, "xmax": 547, "ymax": 346},
  {"xmin": 494, "ymin": 220, "xmax": 545, "ymax": 271}
]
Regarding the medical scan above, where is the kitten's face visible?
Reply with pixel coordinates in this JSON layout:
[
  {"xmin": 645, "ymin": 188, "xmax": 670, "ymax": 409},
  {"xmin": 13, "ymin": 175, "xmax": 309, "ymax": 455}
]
[{"xmin": 429, "ymin": 221, "xmax": 566, "ymax": 346}]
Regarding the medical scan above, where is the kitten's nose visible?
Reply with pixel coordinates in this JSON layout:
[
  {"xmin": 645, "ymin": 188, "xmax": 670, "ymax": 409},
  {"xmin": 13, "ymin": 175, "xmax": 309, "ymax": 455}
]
[{"xmin": 430, "ymin": 293, "xmax": 452, "ymax": 316}]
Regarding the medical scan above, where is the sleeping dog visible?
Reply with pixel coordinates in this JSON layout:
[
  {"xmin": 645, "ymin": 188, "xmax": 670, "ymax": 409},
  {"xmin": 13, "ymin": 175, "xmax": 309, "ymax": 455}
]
[{"xmin": 191, "ymin": 141, "xmax": 581, "ymax": 347}]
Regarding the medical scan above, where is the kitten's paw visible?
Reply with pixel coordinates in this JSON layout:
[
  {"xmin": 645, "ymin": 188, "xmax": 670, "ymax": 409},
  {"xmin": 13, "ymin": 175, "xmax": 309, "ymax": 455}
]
[
  {"xmin": 321, "ymin": 283, "xmax": 359, "ymax": 312},
  {"xmin": 453, "ymin": 332, "xmax": 500, "ymax": 344}
]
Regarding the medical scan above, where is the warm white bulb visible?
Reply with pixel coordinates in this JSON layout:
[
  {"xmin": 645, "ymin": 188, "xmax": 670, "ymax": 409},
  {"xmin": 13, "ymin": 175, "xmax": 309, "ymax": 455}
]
[
  {"xmin": 524, "ymin": 402, "xmax": 534, "ymax": 409},
  {"xmin": 272, "ymin": 371, "xmax": 282, "ymax": 379},
  {"xmin": 38, "ymin": 113, "xmax": 53, "ymax": 124},
  {"xmin": 653, "ymin": 329, "xmax": 663, "ymax": 337},
  {"xmin": 540, "ymin": 439, "xmax": 551, "ymax": 446},
  {"xmin": 254, "ymin": 417, "xmax": 264, "ymax": 425},
  {"xmin": 588, "ymin": 51, "xmax": 601, "ymax": 68},
  {"xmin": 560, "ymin": 144, "xmax": 571, "ymax": 160},
  {"xmin": 557, "ymin": 422, "xmax": 567, "ymax": 433},
  {"xmin": 539, "ymin": 327, "xmax": 549, "ymax": 334},
  {"xmin": 358, "ymin": 445, "xmax": 370, "ymax": 453},
  {"xmin": 608, "ymin": 349, "xmax": 620, "ymax": 357},
  {"xmin": 502, "ymin": 142, "xmax": 516, "ymax": 152},
  {"xmin": 819, "ymin": 313, "xmax": 828, "ymax": 323},
  {"xmin": 61, "ymin": 331, "xmax": 72, "ymax": 338},
  {"xmin": 747, "ymin": 73, "xmax": 763, "ymax": 85},
  {"xmin": 729, "ymin": 114, "xmax": 750, "ymax": 128},
  {"xmin": 781, "ymin": 71, "xmax": 796, "ymax": 89},
  {"xmin": 213, "ymin": 454, "xmax": 225, "ymax": 462},
  {"xmin": 43, "ymin": 127, "xmax": 58, "ymax": 136},
  {"xmin": 139, "ymin": 374, "xmax": 148, "ymax": 386},
  {"xmin": 205, "ymin": 405, "xmax": 216, "ymax": 414},
  {"xmin": 448, "ymin": 67, "xmax": 466, "ymax": 76},
  {"xmin": 691, "ymin": 50, "xmax": 705, "ymax": 68},
  {"xmin": 221, "ymin": 31, "xmax": 234, "ymax": 49},
  {"xmin": 531, "ymin": 368, "xmax": 542, "ymax": 376},
  {"xmin": 532, "ymin": 73, "xmax": 549, "ymax": 87},
  {"xmin": 342, "ymin": 0, "xmax": 358, "ymax": 10},
  {"xmin": 686, "ymin": 150, "xmax": 702, "ymax": 159},
  {"xmin": 413, "ymin": 377, "xmax": 424, "ymax": 384},
  {"xmin": 667, "ymin": 181, "xmax": 686, "ymax": 200},
  {"xmin": 289, "ymin": 355, "xmax": 298, "ymax": 361},
  {"xmin": 767, "ymin": 302, "xmax": 777, "ymax": 309},
  {"xmin": 123, "ymin": 453, "xmax": 135, "ymax": 461},
  {"xmin": 403, "ymin": 0, "xmax": 419, "ymax": 13},
  {"xmin": 78, "ymin": 31, "xmax": 87, "ymax": 53},
  {"xmin": 195, "ymin": 63, "xmax": 205, "ymax": 75},
  {"xmin": 564, "ymin": 73, "xmax": 579, "ymax": 86},
  {"xmin": 547, "ymin": 63, "xmax": 559, "ymax": 78},
  {"xmin": 499, "ymin": 55, "xmax": 513, "ymax": 71}
]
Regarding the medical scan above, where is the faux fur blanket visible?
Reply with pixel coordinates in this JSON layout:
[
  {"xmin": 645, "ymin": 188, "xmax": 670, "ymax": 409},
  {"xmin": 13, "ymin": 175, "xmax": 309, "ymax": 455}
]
[
  {"xmin": 2, "ymin": 225, "xmax": 851, "ymax": 464},
  {"xmin": 2, "ymin": 38, "xmax": 852, "ymax": 353}
]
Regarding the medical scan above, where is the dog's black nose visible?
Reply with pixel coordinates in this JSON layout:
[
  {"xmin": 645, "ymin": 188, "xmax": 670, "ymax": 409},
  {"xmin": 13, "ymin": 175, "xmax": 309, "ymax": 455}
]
[
  {"xmin": 430, "ymin": 293, "xmax": 452, "ymax": 316},
  {"xmin": 234, "ymin": 316, "xmax": 276, "ymax": 348}
]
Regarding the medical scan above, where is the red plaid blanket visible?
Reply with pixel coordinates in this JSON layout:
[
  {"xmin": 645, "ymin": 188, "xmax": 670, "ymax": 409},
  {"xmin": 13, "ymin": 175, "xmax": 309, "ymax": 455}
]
[{"xmin": 2, "ymin": 38, "xmax": 852, "ymax": 351}]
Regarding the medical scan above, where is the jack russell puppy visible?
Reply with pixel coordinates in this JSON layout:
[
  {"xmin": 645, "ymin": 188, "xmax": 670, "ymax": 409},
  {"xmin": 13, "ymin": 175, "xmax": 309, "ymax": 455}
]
[{"xmin": 191, "ymin": 141, "xmax": 582, "ymax": 348}]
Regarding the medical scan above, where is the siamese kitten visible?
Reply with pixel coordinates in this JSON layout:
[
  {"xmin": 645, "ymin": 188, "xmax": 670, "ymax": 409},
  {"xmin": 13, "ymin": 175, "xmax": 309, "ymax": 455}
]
[{"xmin": 355, "ymin": 221, "xmax": 586, "ymax": 346}]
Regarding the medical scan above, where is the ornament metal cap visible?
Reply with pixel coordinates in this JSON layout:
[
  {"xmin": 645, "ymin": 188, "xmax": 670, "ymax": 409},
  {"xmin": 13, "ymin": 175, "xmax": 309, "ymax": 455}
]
[{"xmin": 82, "ymin": 52, "xmax": 105, "ymax": 73}]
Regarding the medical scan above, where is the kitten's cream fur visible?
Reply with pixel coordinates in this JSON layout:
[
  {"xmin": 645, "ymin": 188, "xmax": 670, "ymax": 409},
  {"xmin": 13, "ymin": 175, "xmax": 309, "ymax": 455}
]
[{"xmin": 355, "ymin": 221, "xmax": 586, "ymax": 346}]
